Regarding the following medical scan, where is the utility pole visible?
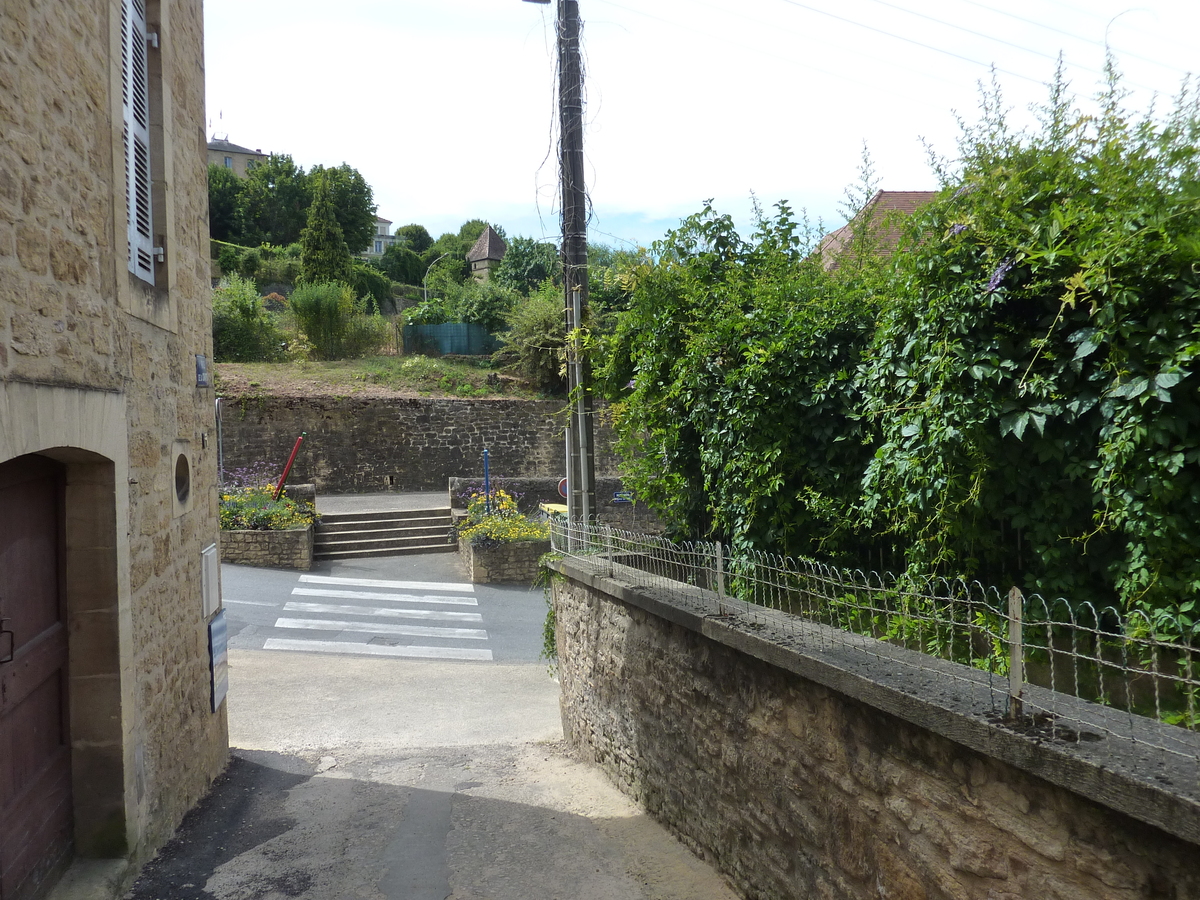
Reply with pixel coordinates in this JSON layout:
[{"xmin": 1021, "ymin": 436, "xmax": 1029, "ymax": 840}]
[
  {"xmin": 558, "ymin": 0, "xmax": 595, "ymax": 525},
  {"xmin": 524, "ymin": 0, "xmax": 595, "ymax": 526}
]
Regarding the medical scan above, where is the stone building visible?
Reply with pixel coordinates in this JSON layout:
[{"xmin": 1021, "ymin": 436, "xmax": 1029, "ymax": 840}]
[
  {"xmin": 467, "ymin": 225, "xmax": 507, "ymax": 281},
  {"xmin": 205, "ymin": 137, "xmax": 267, "ymax": 179},
  {"xmin": 0, "ymin": 1, "xmax": 228, "ymax": 898}
]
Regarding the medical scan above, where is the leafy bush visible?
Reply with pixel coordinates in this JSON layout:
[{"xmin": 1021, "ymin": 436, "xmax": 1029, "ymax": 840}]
[
  {"xmin": 492, "ymin": 282, "xmax": 566, "ymax": 393},
  {"xmin": 861, "ymin": 64, "xmax": 1200, "ymax": 617},
  {"xmin": 211, "ymin": 275, "xmax": 283, "ymax": 362},
  {"xmin": 219, "ymin": 483, "xmax": 318, "ymax": 531},
  {"xmin": 289, "ymin": 281, "xmax": 387, "ymax": 360}
]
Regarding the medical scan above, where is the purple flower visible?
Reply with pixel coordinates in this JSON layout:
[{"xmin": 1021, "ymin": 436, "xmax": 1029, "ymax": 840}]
[
  {"xmin": 949, "ymin": 223, "xmax": 968, "ymax": 237},
  {"xmin": 626, "ymin": 380, "xmax": 636, "ymax": 390},
  {"xmin": 985, "ymin": 257, "xmax": 1015, "ymax": 293}
]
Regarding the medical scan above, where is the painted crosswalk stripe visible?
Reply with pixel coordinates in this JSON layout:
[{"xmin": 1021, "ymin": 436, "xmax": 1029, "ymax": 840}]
[
  {"xmin": 223, "ymin": 599, "xmax": 278, "ymax": 607},
  {"xmin": 274, "ymin": 618, "xmax": 488, "ymax": 640},
  {"xmin": 299, "ymin": 574, "xmax": 474, "ymax": 593},
  {"xmin": 291, "ymin": 587, "xmax": 477, "ymax": 607},
  {"xmin": 283, "ymin": 601, "xmax": 482, "ymax": 622},
  {"xmin": 263, "ymin": 638, "xmax": 493, "ymax": 661}
]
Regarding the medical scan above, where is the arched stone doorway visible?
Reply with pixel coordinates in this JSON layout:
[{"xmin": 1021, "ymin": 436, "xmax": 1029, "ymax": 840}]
[{"xmin": 0, "ymin": 451, "xmax": 124, "ymax": 900}]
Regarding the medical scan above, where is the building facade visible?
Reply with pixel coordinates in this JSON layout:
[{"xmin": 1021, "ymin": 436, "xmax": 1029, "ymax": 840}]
[
  {"xmin": 206, "ymin": 137, "xmax": 267, "ymax": 179},
  {"xmin": 0, "ymin": 2, "xmax": 228, "ymax": 898}
]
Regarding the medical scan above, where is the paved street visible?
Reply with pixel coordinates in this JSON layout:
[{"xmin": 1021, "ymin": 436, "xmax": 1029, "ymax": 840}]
[
  {"xmin": 123, "ymin": 550, "xmax": 738, "ymax": 900},
  {"xmin": 221, "ymin": 553, "xmax": 548, "ymax": 663}
]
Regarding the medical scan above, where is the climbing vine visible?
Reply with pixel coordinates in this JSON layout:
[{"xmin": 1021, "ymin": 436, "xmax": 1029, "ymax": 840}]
[{"xmin": 607, "ymin": 65, "xmax": 1200, "ymax": 636}]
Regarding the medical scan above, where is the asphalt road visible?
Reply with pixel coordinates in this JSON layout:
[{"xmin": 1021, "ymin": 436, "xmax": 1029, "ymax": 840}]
[
  {"xmin": 121, "ymin": 551, "xmax": 739, "ymax": 900},
  {"xmin": 220, "ymin": 552, "xmax": 549, "ymax": 664}
]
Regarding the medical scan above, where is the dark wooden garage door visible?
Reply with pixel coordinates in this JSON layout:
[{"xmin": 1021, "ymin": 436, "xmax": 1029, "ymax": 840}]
[{"xmin": 0, "ymin": 455, "xmax": 71, "ymax": 900}]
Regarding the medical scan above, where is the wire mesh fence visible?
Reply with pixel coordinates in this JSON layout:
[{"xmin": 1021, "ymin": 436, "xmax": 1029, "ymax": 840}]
[{"xmin": 550, "ymin": 518, "xmax": 1200, "ymax": 779}]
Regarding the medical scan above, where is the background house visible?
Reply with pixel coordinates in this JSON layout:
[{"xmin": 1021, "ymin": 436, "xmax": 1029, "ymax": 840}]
[
  {"xmin": 1, "ymin": 2, "xmax": 228, "ymax": 897},
  {"xmin": 364, "ymin": 216, "xmax": 398, "ymax": 258},
  {"xmin": 467, "ymin": 225, "xmax": 507, "ymax": 281},
  {"xmin": 206, "ymin": 136, "xmax": 267, "ymax": 178},
  {"xmin": 818, "ymin": 190, "xmax": 936, "ymax": 270}
]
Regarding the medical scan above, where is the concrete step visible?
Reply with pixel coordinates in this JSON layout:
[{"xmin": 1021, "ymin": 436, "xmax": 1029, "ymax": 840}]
[
  {"xmin": 314, "ymin": 506, "xmax": 456, "ymax": 560},
  {"xmin": 317, "ymin": 515, "xmax": 451, "ymax": 535},
  {"xmin": 314, "ymin": 542, "xmax": 458, "ymax": 561},
  {"xmin": 318, "ymin": 507, "xmax": 451, "ymax": 525},
  {"xmin": 315, "ymin": 532, "xmax": 454, "ymax": 554}
]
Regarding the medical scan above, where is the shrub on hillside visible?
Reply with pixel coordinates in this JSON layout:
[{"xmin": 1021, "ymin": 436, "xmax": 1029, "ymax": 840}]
[
  {"xmin": 288, "ymin": 281, "xmax": 388, "ymax": 360},
  {"xmin": 211, "ymin": 275, "xmax": 283, "ymax": 362}
]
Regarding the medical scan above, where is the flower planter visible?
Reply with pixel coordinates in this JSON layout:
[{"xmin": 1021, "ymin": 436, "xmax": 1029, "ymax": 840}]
[
  {"xmin": 459, "ymin": 537, "xmax": 551, "ymax": 584},
  {"xmin": 220, "ymin": 524, "xmax": 314, "ymax": 570}
]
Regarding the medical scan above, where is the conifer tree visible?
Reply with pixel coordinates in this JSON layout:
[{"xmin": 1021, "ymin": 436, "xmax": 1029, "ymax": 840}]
[{"xmin": 299, "ymin": 174, "xmax": 353, "ymax": 285}]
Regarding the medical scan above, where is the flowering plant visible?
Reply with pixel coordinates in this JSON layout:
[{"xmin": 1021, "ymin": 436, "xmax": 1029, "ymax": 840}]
[
  {"xmin": 219, "ymin": 483, "xmax": 318, "ymax": 531},
  {"xmin": 458, "ymin": 489, "xmax": 548, "ymax": 546}
]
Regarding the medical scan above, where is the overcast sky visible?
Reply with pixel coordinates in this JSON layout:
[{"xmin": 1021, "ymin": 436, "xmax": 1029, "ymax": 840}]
[{"xmin": 204, "ymin": 0, "xmax": 1198, "ymax": 250}]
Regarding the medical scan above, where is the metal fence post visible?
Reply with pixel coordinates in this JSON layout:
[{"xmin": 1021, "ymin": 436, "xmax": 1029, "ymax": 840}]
[
  {"xmin": 605, "ymin": 525, "xmax": 614, "ymax": 577},
  {"xmin": 1007, "ymin": 586, "xmax": 1024, "ymax": 720},
  {"xmin": 716, "ymin": 542, "xmax": 727, "ymax": 615}
]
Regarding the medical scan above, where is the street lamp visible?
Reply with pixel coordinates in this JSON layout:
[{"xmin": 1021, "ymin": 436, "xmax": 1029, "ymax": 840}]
[{"xmin": 423, "ymin": 252, "xmax": 450, "ymax": 303}]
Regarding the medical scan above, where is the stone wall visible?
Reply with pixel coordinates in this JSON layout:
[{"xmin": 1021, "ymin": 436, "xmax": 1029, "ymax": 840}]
[
  {"xmin": 0, "ymin": 0, "xmax": 228, "ymax": 894},
  {"xmin": 458, "ymin": 537, "xmax": 550, "ymax": 583},
  {"xmin": 221, "ymin": 526, "xmax": 313, "ymax": 570},
  {"xmin": 550, "ymin": 560, "xmax": 1200, "ymax": 900},
  {"xmin": 218, "ymin": 396, "xmax": 620, "ymax": 493}
]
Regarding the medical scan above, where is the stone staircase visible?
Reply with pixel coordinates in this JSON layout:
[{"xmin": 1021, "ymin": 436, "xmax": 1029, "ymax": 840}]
[{"xmin": 313, "ymin": 508, "xmax": 456, "ymax": 561}]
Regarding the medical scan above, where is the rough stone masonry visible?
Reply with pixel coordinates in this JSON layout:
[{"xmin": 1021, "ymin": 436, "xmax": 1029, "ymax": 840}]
[{"xmin": 550, "ymin": 560, "xmax": 1200, "ymax": 900}]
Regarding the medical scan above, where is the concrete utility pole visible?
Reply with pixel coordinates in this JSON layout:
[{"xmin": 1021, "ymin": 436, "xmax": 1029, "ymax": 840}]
[{"xmin": 525, "ymin": 0, "xmax": 596, "ymax": 525}]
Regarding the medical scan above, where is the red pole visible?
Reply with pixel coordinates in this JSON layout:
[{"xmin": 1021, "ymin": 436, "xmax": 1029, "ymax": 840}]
[{"xmin": 273, "ymin": 432, "xmax": 306, "ymax": 501}]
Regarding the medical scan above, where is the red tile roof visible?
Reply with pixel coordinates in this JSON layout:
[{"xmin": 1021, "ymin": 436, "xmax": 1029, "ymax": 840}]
[{"xmin": 818, "ymin": 190, "xmax": 937, "ymax": 270}]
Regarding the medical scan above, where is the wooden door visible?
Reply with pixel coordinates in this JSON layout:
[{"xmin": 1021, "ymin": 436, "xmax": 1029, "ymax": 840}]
[{"xmin": 0, "ymin": 456, "xmax": 71, "ymax": 900}]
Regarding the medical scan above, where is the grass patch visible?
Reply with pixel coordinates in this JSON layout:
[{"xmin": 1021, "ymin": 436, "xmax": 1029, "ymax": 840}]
[{"xmin": 215, "ymin": 356, "xmax": 533, "ymax": 399}]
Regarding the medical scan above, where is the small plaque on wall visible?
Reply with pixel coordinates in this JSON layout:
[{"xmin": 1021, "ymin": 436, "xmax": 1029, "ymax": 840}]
[
  {"xmin": 196, "ymin": 354, "xmax": 211, "ymax": 387},
  {"xmin": 209, "ymin": 609, "xmax": 228, "ymax": 712},
  {"xmin": 201, "ymin": 543, "xmax": 220, "ymax": 617}
]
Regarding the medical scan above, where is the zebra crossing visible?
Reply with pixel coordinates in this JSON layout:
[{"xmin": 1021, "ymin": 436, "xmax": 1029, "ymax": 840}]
[{"xmin": 261, "ymin": 573, "xmax": 494, "ymax": 661}]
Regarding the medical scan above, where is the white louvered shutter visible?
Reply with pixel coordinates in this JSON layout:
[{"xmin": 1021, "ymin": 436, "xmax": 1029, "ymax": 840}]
[{"xmin": 122, "ymin": 0, "xmax": 154, "ymax": 283}]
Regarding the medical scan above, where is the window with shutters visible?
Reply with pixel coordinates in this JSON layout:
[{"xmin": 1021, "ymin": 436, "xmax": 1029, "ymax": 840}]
[{"xmin": 122, "ymin": 0, "xmax": 155, "ymax": 284}]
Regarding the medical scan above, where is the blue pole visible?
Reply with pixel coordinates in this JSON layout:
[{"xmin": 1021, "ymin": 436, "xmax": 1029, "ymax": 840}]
[{"xmin": 483, "ymin": 449, "xmax": 491, "ymax": 516}]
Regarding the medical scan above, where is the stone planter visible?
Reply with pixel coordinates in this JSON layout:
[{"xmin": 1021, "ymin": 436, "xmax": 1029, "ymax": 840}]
[
  {"xmin": 220, "ymin": 524, "xmax": 314, "ymax": 570},
  {"xmin": 459, "ymin": 537, "xmax": 551, "ymax": 584}
]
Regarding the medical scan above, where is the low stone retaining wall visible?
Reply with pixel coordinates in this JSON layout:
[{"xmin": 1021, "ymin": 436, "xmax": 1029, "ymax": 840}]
[
  {"xmin": 549, "ymin": 557, "xmax": 1200, "ymax": 900},
  {"xmin": 220, "ymin": 525, "xmax": 313, "ymax": 570},
  {"xmin": 459, "ymin": 537, "xmax": 550, "ymax": 583},
  {"xmin": 218, "ymin": 396, "xmax": 621, "ymax": 493}
]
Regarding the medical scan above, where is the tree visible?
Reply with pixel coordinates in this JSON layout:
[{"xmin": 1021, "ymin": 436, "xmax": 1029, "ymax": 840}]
[
  {"xmin": 456, "ymin": 219, "xmax": 489, "ymax": 247},
  {"xmin": 299, "ymin": 175, "xmax": 353, "ymax": 285},
  {"xmin": 207, "ymin": 164, "xmax": 244, "ymax": 242},
  {"xmin": 603, "ymin": 202, "xmax": 886, "ymax": 555},
  {"xmin": 493, "ymin": 236, "xmax": 560, "ymax": 295},
  {"xmin": 376, "ymin": 242, "xmax": 425, "ymax": 285},
  {"xmin": 395, "ymin": 223, "xmax": 433, "ymax": 254},
  {"xmin": 240, "ymin": 154, "xmax": 312, "ymax": 246},
  {"xmin": 309, "ymin": 163, "xmax": 376, "ymax": 253}
]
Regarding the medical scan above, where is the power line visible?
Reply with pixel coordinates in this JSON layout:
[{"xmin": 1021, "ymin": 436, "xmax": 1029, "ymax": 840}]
[{"xmin": 944, "ymin": 0, "xmax": 1194, "ymax": 81}]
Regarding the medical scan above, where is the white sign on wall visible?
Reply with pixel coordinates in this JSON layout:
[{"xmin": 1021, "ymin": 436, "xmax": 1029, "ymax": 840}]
[{"xmin": 201, "ymin": 542, "xmax": 220, "ymax": 618}]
